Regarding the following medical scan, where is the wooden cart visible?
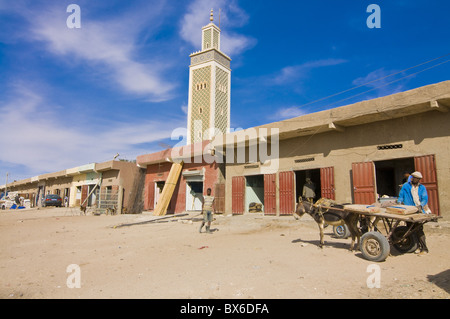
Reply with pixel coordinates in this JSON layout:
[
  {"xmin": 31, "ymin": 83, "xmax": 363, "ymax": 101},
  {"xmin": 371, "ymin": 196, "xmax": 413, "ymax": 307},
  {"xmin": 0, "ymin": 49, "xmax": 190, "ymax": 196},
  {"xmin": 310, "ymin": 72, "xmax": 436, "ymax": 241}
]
[{"xmin": 338, "ymin": 205, "xmax": 441, "ymax": 262}]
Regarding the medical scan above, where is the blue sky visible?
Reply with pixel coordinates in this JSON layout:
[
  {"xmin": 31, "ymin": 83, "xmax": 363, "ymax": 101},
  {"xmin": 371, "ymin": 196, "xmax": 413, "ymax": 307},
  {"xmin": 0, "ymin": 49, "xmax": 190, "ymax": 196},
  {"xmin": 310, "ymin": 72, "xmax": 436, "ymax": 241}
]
[{"xmin": 1, "ymin": 0, "xmax": 449, "ymax": 181}]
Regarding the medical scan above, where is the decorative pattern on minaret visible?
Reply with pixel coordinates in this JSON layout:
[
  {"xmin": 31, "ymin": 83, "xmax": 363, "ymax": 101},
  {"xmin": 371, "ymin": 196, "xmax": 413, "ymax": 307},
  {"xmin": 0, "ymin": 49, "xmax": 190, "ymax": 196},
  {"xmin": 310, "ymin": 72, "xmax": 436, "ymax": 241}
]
[{"xmin": 186, "ymin": 10, "xmax": 231, "ymax": 145}]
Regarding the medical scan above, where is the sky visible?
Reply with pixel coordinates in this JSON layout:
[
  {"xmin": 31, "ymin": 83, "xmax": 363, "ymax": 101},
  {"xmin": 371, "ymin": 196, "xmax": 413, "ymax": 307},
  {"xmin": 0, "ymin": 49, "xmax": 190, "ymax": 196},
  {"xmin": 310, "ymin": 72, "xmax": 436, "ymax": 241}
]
[{"xmin": 1, "ymin": 0, "xmax": 449, "ymax": 181}]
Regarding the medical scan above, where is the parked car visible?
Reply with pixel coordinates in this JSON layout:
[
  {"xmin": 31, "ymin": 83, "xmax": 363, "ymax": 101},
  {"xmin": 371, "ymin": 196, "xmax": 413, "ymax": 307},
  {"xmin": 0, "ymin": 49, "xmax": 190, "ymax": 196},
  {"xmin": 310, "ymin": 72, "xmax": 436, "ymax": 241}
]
[{"xmin": 42, "ymin": 194, "xmax": 63, "ymax": 207}]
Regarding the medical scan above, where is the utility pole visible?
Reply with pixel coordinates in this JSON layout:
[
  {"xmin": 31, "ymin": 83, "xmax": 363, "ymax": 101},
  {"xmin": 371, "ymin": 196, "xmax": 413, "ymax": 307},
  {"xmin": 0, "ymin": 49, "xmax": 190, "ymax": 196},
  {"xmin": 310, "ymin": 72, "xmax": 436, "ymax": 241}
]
[{"xmin": 5, "ymin": 172, "xmax": 8, "ymax": 199}]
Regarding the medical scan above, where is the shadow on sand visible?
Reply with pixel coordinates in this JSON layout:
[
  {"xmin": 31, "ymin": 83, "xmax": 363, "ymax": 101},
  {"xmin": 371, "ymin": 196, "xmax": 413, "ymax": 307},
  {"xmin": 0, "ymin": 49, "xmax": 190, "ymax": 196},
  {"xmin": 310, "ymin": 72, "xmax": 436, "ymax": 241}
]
[{"xmin": 427, "ymin": 269, "xmax": 450, "ymax": 294}]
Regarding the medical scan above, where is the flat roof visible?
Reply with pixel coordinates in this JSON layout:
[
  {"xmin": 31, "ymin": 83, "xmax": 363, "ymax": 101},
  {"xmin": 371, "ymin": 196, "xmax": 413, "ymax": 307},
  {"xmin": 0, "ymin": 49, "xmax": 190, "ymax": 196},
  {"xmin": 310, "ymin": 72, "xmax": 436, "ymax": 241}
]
[
  {"xmin": 212, "ymin": 80, "xmax": 450, "ymax": 147},
  {"xmin": 136, "ymin": 140, "xmax": 211, "ymax": 167},
  {"xmin": 0, "ymin": 160, "xmax": 136, "ymax": 189}
]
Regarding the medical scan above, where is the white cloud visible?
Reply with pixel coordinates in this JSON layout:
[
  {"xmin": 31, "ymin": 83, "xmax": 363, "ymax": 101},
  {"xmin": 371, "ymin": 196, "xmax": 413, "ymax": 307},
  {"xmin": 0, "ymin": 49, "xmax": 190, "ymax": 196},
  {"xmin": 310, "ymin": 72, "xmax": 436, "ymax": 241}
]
[
  {"xmin": 352, "ymin": 68, "xmax": 408, "ymax": 97},
  {"xmin": 221, "ymin": 32, "xmax": 256, "ymax": 56},
  {"xmin": 0, "ymin": 85, "xmax": 185, "ymax": 175},
  {"xmin": 270, "ymin": 106, "xmax": 306, "ymax": 121},
  {"xmin": 273, "ymin": 59, "xmax": 347, "ymax": 85},
  {"xmin": 179, "ymin": 0, "xmax": 256, "ymax": 56},
  {"xmin": 12, "ymin": 2, "xmax": 175, "ymax": 102},
  {"xmin": 181, "ymin": 103, "xmax": 188, "ymax": 114}
]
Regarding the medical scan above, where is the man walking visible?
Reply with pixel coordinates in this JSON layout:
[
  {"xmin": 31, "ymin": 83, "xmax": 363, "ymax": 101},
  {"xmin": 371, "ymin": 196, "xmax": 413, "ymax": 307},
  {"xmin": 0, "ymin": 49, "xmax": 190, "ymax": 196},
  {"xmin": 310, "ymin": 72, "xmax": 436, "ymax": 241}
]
[
  {"xmin": 398, "ymin": 171, "xmax": 431, "ymax": 255},
  {"xmin": 199, "ymin": 188, "xmax": 215, "ymax": 233}
]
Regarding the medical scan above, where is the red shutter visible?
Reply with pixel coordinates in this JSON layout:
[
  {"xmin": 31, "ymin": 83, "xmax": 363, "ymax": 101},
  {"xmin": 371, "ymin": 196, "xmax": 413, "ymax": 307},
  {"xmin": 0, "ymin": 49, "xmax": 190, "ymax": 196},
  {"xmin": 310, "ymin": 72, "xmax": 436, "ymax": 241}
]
[
  {"xmin": 320, "ymin": 167, "xmax": 335, "ymax": 200},
  {"xmin": 232, "ymin": 176, "xmax": 245, "ymax": 215},
  {"xmin": 264, "ymin": 174, "xmax": 276, "ymax": 215},
  {"xmin": 214, "ymin": 183, "xmax": 225, "ymax": 214},
  {"xmin": 414, "ymin": 155, "xmax": 440, "ymax": 216},
  {"xmin": 279, "ymin": 171, "xmax": 295, "ymax": 215},
  {"xmin": 352, "ymin": 162, "xmax": 376, "ymax": 204},
  {"xmin": 81, "ymin": 185, "xmax": 89, "ymax": 207}
]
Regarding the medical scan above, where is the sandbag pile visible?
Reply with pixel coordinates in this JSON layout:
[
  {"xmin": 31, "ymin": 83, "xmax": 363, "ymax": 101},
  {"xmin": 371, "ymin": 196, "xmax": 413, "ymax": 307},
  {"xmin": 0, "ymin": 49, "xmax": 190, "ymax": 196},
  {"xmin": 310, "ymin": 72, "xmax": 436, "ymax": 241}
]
[{"xmin": 248, "ymin": 202, "xmax": 263, "ymax": 213}]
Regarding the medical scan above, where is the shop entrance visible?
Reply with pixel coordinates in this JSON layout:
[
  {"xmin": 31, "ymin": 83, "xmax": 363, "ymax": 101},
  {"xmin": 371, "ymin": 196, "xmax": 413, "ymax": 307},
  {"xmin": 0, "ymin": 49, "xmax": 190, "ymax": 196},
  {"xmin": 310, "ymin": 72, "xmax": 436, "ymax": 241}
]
[
  {"xmin": 353, "ymin": 155, "xmax": 439, "ymax": 214},
  {"xmin": 374, "ymin": 157, "xmax": 415, "ymax": 198},
  {"xmin": 186, "ymin": 181, "xmax": 203, "ymax": 211},
  {"xmin": 64, "ymin": 188, "xmax": 70, "ymax": 207},
  {"xmin": 154, "ymin": 181, "xmax": 165, "ymax": 210},
  {"xmin": 295, "ymin": 169, "xmax": 321, "ymax": 203},
  {"xmin": 245, "ymin": 175, "xmax": 264, "ymax": 213},
  {"xmin": 87, "ymin": 184, "xmax": 98, "ymax": 207}
]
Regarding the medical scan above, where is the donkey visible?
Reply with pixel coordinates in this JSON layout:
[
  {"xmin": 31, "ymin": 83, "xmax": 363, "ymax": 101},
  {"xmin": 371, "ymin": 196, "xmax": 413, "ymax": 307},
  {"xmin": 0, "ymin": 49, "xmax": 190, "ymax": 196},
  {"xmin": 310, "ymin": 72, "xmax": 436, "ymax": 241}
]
[{"xmin": 294, "ymin": 198, "xmax": 361, "ymax": 251}]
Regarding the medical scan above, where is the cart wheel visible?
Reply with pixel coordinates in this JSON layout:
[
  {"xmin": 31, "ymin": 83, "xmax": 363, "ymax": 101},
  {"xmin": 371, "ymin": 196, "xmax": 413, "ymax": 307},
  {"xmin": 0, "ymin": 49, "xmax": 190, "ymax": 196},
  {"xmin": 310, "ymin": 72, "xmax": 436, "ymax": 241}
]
[
  {"xmin": 392, "ymin": 226, "xmax": 418, "ymax": 254},
  {"xmin": 333, "ymin": 224, "xmax": 350, "ymax": 239},
  {"xmin": 360, "ymin": 231, "xmax": 390, "ymax": 262}
]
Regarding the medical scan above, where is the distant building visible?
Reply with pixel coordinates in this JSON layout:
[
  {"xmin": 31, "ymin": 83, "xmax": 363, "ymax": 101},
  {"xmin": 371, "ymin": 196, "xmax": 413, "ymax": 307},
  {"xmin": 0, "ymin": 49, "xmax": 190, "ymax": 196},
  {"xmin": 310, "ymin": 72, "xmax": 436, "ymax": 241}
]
[{"xmin": 0, "ymin": 160, "xmax": 144, "ymax": 214}]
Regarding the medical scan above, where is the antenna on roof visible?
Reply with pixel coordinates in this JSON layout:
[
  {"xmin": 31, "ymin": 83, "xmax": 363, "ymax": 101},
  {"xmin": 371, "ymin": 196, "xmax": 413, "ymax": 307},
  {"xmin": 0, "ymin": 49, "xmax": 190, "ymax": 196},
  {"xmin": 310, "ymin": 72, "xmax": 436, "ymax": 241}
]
[{"xmin": 219, "ymin": 8, "xmax": 221, "ymax": 28}]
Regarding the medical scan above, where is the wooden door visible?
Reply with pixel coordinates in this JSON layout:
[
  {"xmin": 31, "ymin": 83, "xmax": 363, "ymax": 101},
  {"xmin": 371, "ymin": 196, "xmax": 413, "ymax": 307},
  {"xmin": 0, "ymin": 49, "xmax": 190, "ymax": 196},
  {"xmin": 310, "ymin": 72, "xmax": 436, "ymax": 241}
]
[
  {"xmin": 264, "ymin": 174, "xmax": 276, "ymax": 215},
  {"xmin": 279, "ymin": 171, "xmax": 295, "ymax": 215},
  {"xmin": 320, "ymin": 167, "xmax": 335, "ymax": 200},
  {"xmin": 232, "ymin": 176, "xmax": 245, "ymax": 215},
  {"xmin": 81, "ymin": 185, "xmax": 89, "ymax": 207},
  {"xmin": 214, "ymin": 183, "xmax": 225, "ymax": 214},
  {"xmin": 414, "ymin": 155, "xmax": 440, "ymax": 215},
  {"xmin": 352, "ymin": 162, "xmax": 376, "ymax": 204}
]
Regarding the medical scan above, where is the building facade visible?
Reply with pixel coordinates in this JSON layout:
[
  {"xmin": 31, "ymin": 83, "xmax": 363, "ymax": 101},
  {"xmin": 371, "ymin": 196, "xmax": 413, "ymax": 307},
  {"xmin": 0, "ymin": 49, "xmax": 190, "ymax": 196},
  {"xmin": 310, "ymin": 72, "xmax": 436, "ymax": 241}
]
[
  {"xmin": 137, "ymin": 141, "xmax": 225, "ymax": 214},
  {"xmin": 214, "ymin": 81, "xmax": 450, "ymax": 218},
  {"xmin": 0, "ymin": 160, "xmax": 144, "ymax": 214}
]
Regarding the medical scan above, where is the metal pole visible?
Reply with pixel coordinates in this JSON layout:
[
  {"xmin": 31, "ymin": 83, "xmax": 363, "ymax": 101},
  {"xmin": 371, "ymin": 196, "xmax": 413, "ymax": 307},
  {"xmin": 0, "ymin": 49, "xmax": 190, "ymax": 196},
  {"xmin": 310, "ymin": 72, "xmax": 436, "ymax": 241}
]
[{"xmin": 5, "ymin": 172, "xmax": 8, "ymax": 199}]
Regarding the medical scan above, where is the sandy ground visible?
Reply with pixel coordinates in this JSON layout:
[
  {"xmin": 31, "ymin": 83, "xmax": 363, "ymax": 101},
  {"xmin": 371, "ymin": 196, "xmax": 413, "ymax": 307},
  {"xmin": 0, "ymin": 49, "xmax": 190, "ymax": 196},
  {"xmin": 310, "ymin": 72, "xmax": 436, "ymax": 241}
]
[{"xmin": 0, "ymin": 207, "xmax": 449, "ymax": 299}]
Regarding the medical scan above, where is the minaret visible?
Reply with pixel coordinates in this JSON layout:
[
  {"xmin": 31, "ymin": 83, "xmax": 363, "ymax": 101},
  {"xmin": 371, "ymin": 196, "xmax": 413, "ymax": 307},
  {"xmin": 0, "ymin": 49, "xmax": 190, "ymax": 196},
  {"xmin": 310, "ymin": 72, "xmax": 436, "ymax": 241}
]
[{"xmin": 187, "ymin": 9, "xmax": 231, "ymax": 145}]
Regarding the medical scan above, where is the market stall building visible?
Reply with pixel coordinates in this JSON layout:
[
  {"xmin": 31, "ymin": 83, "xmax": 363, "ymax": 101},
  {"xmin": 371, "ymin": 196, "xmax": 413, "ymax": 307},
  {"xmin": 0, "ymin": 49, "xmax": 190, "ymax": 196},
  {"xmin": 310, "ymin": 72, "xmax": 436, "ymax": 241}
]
[
  {"xmin": 0, "ymin": 160, "xmax": 144, "ymax": 214},
  {"xmin": 213, "ymin": 81, "xmax": 450, "ymax": 218}
]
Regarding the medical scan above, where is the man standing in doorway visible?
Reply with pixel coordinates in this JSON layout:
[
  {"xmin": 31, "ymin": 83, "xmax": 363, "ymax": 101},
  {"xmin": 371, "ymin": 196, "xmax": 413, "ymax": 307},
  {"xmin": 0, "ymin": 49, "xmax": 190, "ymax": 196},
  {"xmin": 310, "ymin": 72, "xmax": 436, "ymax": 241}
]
[
  {"xmin": 199, "ymin": 188, "xmax": 215, "ymax": 233},
  {"xmin": 302, "ymin": 178, "xmax": 316, "ymax": 204},
  {"xmin": 398, "ymin": 171, "xmax": 431, "ymax": 255}
]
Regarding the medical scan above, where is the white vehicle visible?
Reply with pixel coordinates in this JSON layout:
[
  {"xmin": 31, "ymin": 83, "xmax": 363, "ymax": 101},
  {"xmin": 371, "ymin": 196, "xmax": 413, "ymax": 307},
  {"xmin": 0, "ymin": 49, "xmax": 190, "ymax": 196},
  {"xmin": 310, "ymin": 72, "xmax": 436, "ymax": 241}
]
[
  {"xmin": 1, "ymin": 199, "xmax": 14, "ymax": 210},
  {"xmin": 1, "ymin": 191, "xmax": 19, "ymax": 210}
]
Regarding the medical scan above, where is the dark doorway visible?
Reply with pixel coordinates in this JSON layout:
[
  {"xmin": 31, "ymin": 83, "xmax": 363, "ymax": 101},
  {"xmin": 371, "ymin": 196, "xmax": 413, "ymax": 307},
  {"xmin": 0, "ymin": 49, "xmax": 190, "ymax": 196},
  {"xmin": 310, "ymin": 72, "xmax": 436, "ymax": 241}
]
[
  {"xmin": 295, "ymin": 169, "xmax": 321, "ymax": 203},
  {"xmin": 154, "ymin": 181, "xmax": 165, "ymax": 210},
  {"xmin": 245, "ymin": 175, "xmax": 264, "ymax": 213},
  {"xmin": 186, "ymin": 181, "xmax": 203, "ymax": 211},
  {"xmin": 374, "ymin": 158, "xmax": 415, "ymax": 198}
]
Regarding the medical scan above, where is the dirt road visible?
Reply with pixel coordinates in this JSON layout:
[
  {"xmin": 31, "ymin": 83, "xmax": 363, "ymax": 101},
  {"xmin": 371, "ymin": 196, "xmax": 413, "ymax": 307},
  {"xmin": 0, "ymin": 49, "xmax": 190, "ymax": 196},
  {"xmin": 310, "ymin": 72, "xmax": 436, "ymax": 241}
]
[{"xmin": 1, "ymin": 207, "xmax": 449, "ymax": 299}]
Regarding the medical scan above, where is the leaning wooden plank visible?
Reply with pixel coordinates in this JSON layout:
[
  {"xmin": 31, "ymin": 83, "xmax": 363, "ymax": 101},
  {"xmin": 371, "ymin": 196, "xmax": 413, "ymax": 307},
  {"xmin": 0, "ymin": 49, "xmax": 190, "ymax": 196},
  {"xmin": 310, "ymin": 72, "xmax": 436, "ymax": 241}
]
[
  {"xmin": 154, "ymin": 161, "xmax": 183, "ymax": 216},
  {"xmin": 156, "ymin": 161, "xmax": 183, "ymax": 216},
  {"xmin": 113, "ymin": 213, "xmax": 188, "ymax": 228},
  {"xmin": 81, "ymin": 178, "xmax": 102, "ymax": 208}
]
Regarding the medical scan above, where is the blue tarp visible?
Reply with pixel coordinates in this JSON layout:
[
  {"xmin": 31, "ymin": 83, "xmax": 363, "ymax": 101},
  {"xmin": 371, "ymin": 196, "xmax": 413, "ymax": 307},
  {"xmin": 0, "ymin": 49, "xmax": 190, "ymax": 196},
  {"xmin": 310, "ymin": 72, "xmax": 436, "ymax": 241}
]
[{"xmin": 9, "ymin": 204, "xmax": 25, "ymax": 209}]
